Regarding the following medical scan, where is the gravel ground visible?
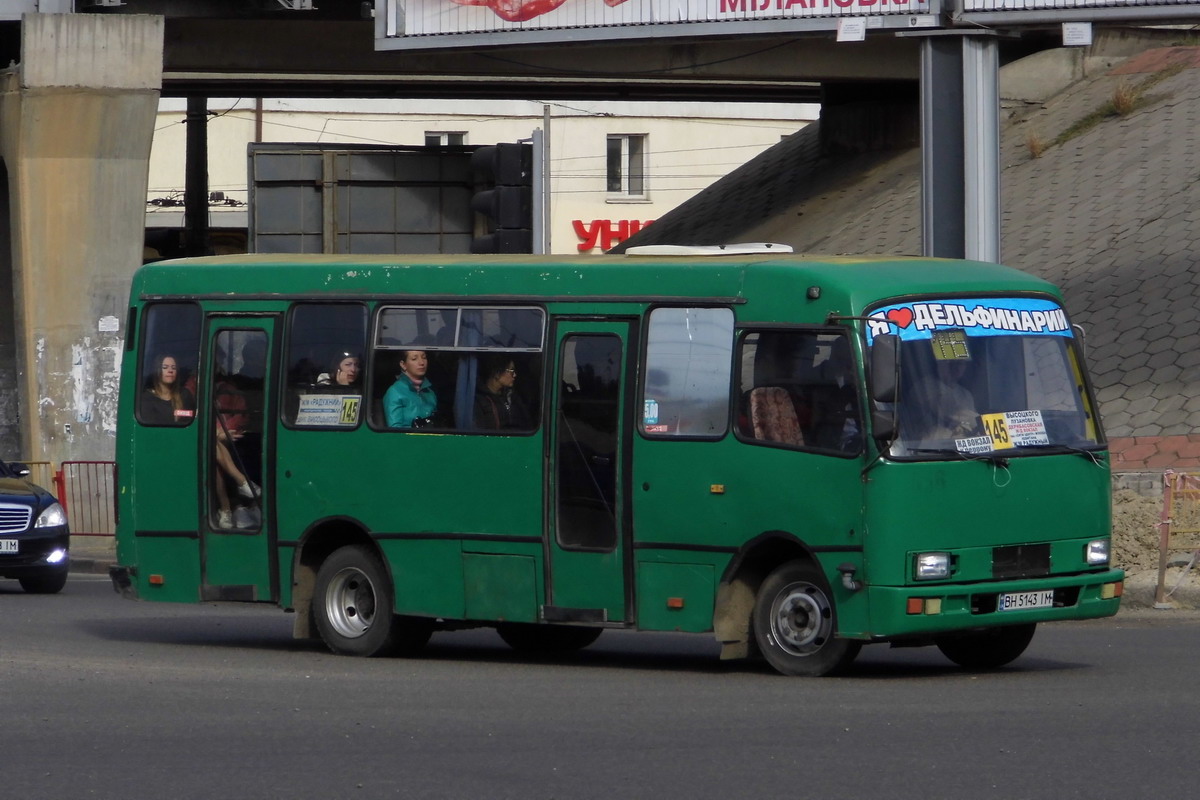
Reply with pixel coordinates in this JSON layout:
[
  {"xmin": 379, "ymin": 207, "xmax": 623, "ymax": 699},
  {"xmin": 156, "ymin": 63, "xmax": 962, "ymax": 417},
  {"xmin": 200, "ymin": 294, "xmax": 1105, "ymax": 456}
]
[{"xmin": 1112, "ymin": 489, "xmax": 1200, "ymax": 610}]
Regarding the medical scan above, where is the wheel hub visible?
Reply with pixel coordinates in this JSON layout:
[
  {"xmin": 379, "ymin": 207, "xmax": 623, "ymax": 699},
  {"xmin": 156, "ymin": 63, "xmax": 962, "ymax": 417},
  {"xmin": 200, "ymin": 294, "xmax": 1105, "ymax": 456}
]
[
  {"xmin": 325, "ymin": 567, "xmax": 377, "ymax": 639},
  {"xmin": 770, "ymin": 581, "xmax": 832, "ymax": 656}
]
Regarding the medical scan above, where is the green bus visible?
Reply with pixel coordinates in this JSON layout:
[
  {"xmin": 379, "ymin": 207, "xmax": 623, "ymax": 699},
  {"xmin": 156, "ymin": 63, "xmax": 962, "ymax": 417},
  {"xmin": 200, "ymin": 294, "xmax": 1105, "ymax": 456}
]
[{"xmin": 110, "ymin": 248, "xmax": 1123, "ymax": 676}]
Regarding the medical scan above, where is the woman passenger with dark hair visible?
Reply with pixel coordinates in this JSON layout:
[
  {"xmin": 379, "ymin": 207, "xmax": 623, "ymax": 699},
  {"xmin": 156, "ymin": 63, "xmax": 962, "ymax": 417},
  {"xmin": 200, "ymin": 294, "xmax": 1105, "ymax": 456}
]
[
  {"xmin": 142, "ymin": 354, "xmax": 196, "ymax": 424},
  {"xmin": 473, "ymin": 354, "xmax": 530, "ymax": 431}
]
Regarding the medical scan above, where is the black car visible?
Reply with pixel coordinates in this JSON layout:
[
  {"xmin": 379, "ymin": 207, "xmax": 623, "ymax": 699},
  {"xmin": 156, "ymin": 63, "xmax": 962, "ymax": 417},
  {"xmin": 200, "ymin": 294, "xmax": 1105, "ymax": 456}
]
[{"xmin": 0, "ymin": 460, "xmax": 70, "ymax": 593}]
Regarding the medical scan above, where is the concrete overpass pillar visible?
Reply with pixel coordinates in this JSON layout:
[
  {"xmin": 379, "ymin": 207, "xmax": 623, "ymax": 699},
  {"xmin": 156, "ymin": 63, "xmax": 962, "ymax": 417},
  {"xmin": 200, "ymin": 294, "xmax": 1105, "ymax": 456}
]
[{"xmin": 0, "ymin": 13, "xmax": 163, "ymax": 463}]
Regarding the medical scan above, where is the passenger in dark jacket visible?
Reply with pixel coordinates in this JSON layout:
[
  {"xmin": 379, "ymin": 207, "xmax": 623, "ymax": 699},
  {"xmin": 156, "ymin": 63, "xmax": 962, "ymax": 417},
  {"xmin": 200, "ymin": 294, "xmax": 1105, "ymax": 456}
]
[{"xmin": 473, "ymin": 355, "xmax": 530, "ymax": 431}]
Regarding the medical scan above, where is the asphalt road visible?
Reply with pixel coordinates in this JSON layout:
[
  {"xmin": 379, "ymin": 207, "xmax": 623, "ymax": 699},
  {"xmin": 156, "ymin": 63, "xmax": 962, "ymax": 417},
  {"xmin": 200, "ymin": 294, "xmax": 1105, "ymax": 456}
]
[{"xmin": 3, "ymin": 575, "xmax": 1198, "ymax": 800}]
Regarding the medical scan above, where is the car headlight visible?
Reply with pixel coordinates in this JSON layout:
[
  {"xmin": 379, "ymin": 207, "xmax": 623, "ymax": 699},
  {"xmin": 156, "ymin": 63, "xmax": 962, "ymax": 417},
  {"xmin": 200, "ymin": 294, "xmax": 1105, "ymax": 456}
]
[
  {"xmin": 914, "ymin": 552, "xmax": 952, "ymax": 580},
  {"xmin": 1085, "ymin": 539, "xmax": 1110, "ymax": 566},
  {"xmin": 34, "ymin": 502, "xmax": 67, "ymax": 529}
]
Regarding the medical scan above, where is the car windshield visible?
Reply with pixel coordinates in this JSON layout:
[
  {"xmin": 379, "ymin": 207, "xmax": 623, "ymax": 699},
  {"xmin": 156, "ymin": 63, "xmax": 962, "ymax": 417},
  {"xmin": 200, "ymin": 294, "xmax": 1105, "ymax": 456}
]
[{"xmin": 866, "ymin": 296, "xmax": 1102, "ymax": 459}]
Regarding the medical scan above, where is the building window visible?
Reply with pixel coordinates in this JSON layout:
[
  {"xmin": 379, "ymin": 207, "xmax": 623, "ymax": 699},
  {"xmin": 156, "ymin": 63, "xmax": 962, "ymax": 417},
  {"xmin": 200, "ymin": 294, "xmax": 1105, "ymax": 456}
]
[
  {"xmin": 606, "ymin": 134, "xmax": 646, "ymax": 198},
  {"xmin": 425, "ymin": 132, "xmax": 466, "ymax": 147}
]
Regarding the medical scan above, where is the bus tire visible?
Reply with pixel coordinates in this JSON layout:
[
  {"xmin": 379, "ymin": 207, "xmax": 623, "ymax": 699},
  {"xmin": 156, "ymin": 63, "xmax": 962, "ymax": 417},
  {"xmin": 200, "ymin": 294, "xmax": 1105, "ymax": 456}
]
[
  {"xmin": 752, "ymin": 560, "xmax": 860, "ymax": 677},
  {"xmin": 935, "ymin": 623, "xmax": 1036, "ymax": 670},
  {"xmin": 497, "ymin": 623, "xmax": 603, "ymax": 654},
  {"xmin": 314, "ymin": 545, "xmax": 404, "ymax": 657}
]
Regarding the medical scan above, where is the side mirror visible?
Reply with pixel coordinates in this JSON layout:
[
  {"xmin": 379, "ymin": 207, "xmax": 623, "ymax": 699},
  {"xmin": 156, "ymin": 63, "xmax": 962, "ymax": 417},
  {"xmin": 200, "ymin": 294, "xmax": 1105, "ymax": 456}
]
[
  {"xmin": 871, "ymin": 409, "xmax": 896, "ymax": 441},
  {"xmin": 870, "ymin": 334, "xmax": 899, "ymax": 403},
  {"xmin": 9, "ymin": 461, "xmax": 31, "ymax": 477}
]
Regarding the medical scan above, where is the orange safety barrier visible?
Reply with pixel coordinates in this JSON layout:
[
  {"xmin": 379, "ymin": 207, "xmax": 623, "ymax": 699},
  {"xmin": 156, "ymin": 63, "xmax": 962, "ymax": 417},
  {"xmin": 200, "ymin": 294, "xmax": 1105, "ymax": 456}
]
[
  {"xmin": 1156, "ymin": 470, "xmax": 1200, "ymax": 607},
  {"xmin": 54, "ymin": 460, "xmax": 117, "ymax": 538}
]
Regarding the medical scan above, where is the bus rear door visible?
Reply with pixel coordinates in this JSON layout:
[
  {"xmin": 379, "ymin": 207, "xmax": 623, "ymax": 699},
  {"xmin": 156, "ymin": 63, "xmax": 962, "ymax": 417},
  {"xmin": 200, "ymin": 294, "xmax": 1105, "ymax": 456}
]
[
  {"xmin": 200, "ymin": 317, "xmax": 278, "ymax": 602},
  {"xmin": 545, "ymin": 320, "xmax": 635, "ymax": 625}
]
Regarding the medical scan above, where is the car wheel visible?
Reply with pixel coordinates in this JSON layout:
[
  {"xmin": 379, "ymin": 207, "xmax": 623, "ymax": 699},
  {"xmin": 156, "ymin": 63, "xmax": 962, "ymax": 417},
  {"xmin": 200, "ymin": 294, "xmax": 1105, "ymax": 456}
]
[
  {"xmin": 752, "ymin": 559, "xmax": 860, "ymax": 677},
  {"xmin": 19, "ymin": 569, "xmax": 68, "ymax": 594}
]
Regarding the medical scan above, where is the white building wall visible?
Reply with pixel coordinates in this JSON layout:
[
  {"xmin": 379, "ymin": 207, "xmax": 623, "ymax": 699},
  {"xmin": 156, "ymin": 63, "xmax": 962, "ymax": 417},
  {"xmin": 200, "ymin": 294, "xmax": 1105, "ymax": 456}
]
[{"xmin": 147, "ymin": 98, "xmax": 816, "ymax": 255}]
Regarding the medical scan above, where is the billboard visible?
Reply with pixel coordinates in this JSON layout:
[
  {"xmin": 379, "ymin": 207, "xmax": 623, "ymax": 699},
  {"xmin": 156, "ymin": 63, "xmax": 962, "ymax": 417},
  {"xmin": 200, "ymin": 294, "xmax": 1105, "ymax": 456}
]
[
  {"xmin": 959, "ymin": 0, "xmax": 1200, "ymax": 22},
  {"xmin": 381, "ymin": 0, "xmax": 939, "ymax": 45},
  {"xmin": 378, "ymin": 0, "xmax": 1200, "ymax": 46}
]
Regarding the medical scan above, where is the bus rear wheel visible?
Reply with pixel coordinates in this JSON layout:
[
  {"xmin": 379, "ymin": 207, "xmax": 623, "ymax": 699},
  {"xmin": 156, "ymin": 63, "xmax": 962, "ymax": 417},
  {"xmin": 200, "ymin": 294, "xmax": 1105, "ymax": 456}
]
[
  {"xmin": 314, "ymin": 545, "xmax": 430, "ymax": 657},
  {"xmin": 753, "ymin": 560, "xmax": 860, "ymax": 677},
  {"xmin": 935, "ymin": 623, "xmax": 1036, "ymax": 670},
  {"xmin": 497, "ymin": 623, "xmax": 603, "ymax": 654}
]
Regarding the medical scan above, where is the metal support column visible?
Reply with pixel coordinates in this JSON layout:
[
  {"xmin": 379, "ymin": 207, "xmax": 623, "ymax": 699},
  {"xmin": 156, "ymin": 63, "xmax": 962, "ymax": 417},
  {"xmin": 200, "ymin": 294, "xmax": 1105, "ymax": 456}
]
[
  {"xmin": 963, "ymin": 36, "xmax": 1001, "ymax": 263},
  {"xmin": 914, "ymin": 31, "xmax": 1001, "ymax": 262}
]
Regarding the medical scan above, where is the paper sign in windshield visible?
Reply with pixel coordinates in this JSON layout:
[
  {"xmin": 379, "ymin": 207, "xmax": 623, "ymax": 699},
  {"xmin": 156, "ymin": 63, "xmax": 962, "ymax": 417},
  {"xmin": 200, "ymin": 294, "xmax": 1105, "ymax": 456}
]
[
  {"xmin": 955, "ymin": 434, "xmax": 994, "ymax": 454},
  {"xmin": 296, "ymin": 394, "xmax": 361, "ymax": 427},
  {"xmin": 982, "ymin": 409, "xmax": 1049, "ymax": 450}
]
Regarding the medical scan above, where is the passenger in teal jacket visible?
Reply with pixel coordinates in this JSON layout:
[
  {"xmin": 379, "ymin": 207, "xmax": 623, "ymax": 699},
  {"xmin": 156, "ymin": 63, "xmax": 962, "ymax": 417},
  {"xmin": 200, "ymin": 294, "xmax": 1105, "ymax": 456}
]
[{"xmin": 384, "ymin": 350, "xmax": 437, "ymax": 428}]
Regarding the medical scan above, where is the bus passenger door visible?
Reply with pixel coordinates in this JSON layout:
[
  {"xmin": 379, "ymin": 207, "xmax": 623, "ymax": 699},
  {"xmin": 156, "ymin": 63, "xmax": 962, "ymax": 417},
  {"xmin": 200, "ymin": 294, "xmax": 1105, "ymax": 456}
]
[
  {"xmin": 546, "ymin": 320, "xmax": 634, "ymax": 625},
  {"xmin": 200, "ymin": 318, "xmax": 278, "ymax": 602}
]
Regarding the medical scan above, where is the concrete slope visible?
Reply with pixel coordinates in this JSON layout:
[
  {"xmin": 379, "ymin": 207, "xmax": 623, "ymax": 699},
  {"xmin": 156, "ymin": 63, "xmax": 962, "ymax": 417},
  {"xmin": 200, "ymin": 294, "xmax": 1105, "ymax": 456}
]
[{"xmin": 622, "ymin": 42, "xmax": 1200, "ymax": 471}]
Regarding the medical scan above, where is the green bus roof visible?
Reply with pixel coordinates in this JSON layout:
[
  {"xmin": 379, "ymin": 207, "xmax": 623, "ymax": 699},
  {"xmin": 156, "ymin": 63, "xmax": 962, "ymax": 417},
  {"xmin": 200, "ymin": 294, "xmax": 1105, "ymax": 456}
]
[{"xmin": 132, "ymin": 253, "xmax": 1062, "ymax": 323}]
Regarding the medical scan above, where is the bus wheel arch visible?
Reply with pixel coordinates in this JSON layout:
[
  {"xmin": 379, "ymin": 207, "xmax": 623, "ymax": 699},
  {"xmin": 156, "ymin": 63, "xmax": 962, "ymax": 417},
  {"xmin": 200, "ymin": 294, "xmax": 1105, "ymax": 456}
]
[
  {"xmin": 291, "ymin": 519, "xmax": 377, "ymax": 641},
  {"xmin": 713, "ymin": 533, "xmax": 813, "ymax": 661},
  {"xmin": 752, "ymin": 559, "xmax": 861, "ymax": 676},
  {"xmin": 714, "ymin": 533, "xmax": 860, "ymax": 676}
]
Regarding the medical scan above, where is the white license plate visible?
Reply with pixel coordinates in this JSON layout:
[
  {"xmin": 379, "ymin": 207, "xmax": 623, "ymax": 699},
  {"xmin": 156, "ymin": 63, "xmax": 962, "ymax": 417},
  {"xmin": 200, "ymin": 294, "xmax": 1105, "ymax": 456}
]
[
  {"xmin": 0, "ymin": 539, "xmax": 17, "ymax": 554},
  {"xmin": 998, "ymin": 590, "xmax": 1054, "ymax": 611}
]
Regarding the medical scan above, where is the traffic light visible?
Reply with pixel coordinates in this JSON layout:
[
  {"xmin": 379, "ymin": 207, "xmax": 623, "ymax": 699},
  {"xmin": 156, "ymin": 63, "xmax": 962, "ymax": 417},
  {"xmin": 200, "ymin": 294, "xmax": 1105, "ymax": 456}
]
[{"xmin": 470, "ymin": 142, "xmax": 533, "ymax": 254}]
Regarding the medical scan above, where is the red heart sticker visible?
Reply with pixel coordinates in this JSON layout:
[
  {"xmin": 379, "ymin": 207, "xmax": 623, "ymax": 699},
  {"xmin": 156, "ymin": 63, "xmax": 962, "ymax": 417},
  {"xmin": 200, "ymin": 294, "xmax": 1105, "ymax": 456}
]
[{"xmin": 886, "ymin": 308, "xmax": 914, "ymax": 328}]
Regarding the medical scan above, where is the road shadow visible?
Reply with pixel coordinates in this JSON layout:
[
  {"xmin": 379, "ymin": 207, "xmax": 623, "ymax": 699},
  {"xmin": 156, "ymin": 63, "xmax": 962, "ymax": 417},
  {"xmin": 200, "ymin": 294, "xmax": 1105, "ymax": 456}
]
[{"xmin": 73, "ymin": 611, "xmax": 1092, "ymax": 679}]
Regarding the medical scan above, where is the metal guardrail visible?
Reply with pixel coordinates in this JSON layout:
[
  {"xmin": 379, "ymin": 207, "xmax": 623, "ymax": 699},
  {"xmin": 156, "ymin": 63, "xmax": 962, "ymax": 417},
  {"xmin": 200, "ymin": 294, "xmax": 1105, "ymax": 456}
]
[
  {"xmin": 18, "ymin": 460, "xmax": 55, "ymax": 490},
  {"xmin": 1156, "ymin": 470, "xmax": 1200, "ymax": 607},
  {"xmin": 54, "ymin": 461, "xmax": 117, "ymax": 538}
]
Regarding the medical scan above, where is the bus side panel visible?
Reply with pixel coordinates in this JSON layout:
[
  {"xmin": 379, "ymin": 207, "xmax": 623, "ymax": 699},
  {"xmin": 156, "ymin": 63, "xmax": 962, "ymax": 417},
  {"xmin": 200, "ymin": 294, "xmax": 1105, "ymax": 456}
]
[
  {"xmin": 632, "ymin": 438, "xmax": 865, "ymax": 629},
  {"xmin": 384, "ymin": 538, "xmax": 466, "ymax": 619},
  {"xmin": 130, "ymin": 535, "xmax": 202, "ymax": 603},
  {"xmin": 462, "ymin": 553, "xmax": 538, "ymax": 623},
  {"xmin": 636, "ymin": 560, "xmax": 715, "ymax": 632},
  {"xmin": 120, "ymin": 419, "xmax": 204, "ymax": 602},
  {"xmin": 274, "ymin": 428, "xmax": 543, "ymax": 622}
]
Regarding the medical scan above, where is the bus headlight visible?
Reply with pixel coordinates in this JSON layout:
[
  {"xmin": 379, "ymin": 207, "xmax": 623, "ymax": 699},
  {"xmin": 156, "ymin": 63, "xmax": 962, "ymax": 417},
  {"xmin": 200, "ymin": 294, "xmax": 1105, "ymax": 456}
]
[
  {"xmin": 914, "ymin": 552, "xmax": 951, "ymax": 581},
  {"xmin": 1085, "ymin": 539, "xmax": 1110, "ymax": 566},
  {"xmin": 35, "ymin": 502, "xmax": 67, "ymax": 529}
]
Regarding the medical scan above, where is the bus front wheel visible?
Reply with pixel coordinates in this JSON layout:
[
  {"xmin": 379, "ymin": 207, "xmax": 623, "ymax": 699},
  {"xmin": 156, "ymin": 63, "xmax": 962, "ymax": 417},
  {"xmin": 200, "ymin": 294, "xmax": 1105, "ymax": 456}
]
[
  {"xmin": 752, "ymin": 560, "xmax": 860, "ymax": 677},
  {"xmin": 935, "ymin": 623, "xmax": 1036, "ymax": 670},
  {"xmin": 314, "ymin": 545, "xmax": 430, "ymax": 657}
]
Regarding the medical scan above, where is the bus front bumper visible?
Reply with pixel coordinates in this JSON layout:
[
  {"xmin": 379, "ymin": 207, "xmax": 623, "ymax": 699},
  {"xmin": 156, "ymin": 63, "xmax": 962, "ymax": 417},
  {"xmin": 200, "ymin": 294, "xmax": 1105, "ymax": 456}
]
[{"xmin": 861, "ymin": 568, "xmax": 1125, "ymax": 640}]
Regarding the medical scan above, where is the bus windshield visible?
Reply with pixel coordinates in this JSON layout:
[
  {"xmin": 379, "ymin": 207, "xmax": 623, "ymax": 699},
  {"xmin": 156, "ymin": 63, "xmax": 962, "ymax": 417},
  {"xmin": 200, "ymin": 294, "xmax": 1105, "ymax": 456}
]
[{"xmin": 866, "ymin": 296, "xmax": 1102, "ymax": 459}]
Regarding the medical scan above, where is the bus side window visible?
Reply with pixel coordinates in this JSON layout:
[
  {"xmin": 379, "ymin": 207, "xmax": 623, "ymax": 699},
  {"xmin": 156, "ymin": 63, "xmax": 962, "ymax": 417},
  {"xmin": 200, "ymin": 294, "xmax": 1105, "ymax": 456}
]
[
  {"xmin": 283, "ymin": 303, "xmax": 368, "ymax": 428},
  {"xmin": 370, "ymin": 305, "xmax": 546, "ymax": 433},
  {"xmin": 136, "ymin": 302, "xmax": 202, "ymax": 427},
  {"xmin": 640, "ymin": 307, "xmax": 733, "ymax": 437},
  {"xmin": 737, "ymin": 330, "xmax": 861, "ymax": 453}
]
